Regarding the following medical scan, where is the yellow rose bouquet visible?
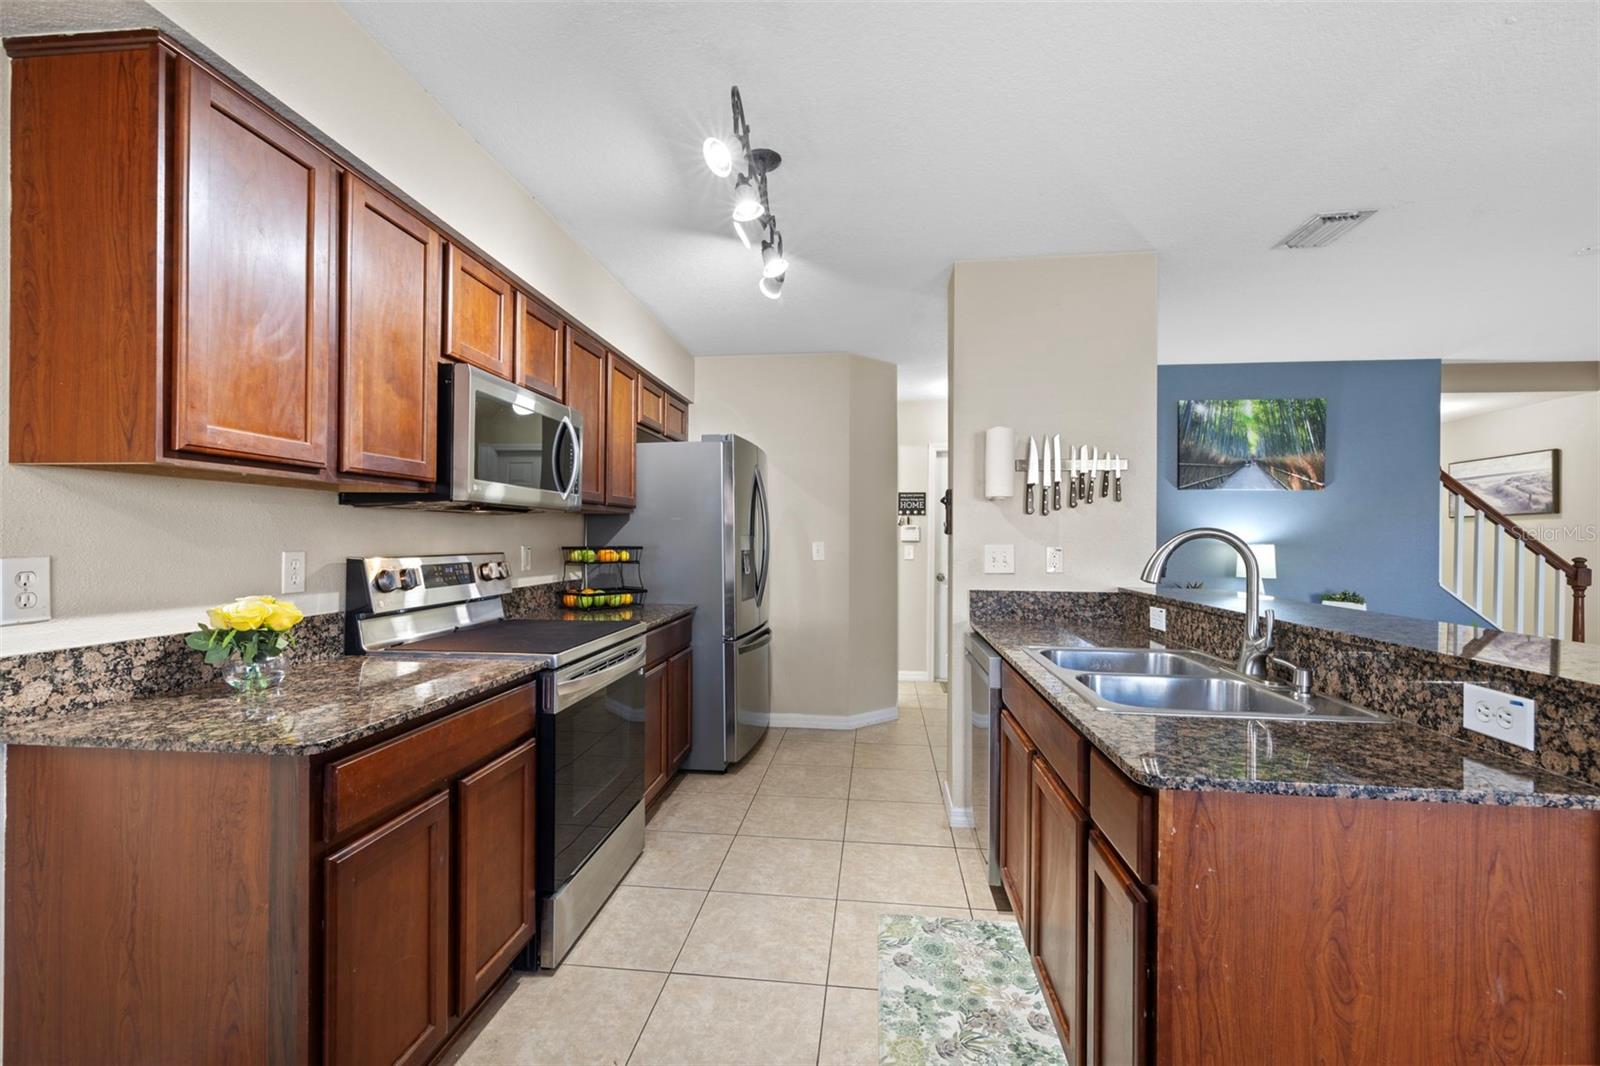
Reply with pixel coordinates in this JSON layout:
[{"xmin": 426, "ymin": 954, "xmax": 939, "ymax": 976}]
[{"xmin": 188, "ymin": 595, "xmax": 305, "ymax": 690}]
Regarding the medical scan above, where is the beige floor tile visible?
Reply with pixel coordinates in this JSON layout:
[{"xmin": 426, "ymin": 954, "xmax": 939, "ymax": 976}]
[
  {"xmin": 851, "ymin": 742, "xmax": 934, "ymax": 771},
  {"xmin": 958, "ymin": 848, "xmax": 1009, "ymax": 912},
  {"xmin": 848, "ymin": 767, "xmax": 943, "ymax": 804},
  {"xmin": 819, "ymin": 986, "xmax": 879, "ymax": 1066},
  {"xmin": 827, "ymin": 901, "xmax": 969, "ymax": 988},
  {"xmin": 845, "ymin": 800, "xmax": 956, "ymax": 846},
  {"xmin": 672, "ymin": 758, "xmax": 769, "ymax": 796},
  {"xmin": 629, "ymin": 975, "xmax": 825, "ymax": 1066},
  {"xmin": 674, "ymin": 891, "xmax": 836, "ymax": 984},
  {"xmin": 624, "ymin": 830, "xmax": 734, "ymax": 891},
  {"xmin": 443, "ymin": 966, "xmax": 665, "ymax": 1066},
  {"xmin": 740, "ymin": 729, "xmax": 784, "ymax": 766},
  {"xmin": 759, "ymin": 762, "xmax": 853, "ymax": 798},
  {"xmin": 564, "ymin": 885, "xmax": 705, "ymax": 972},
  {"xmin": 739, "ymin": 793, "xmax": 847, "ymax": 840},
  {"xmin": 853, "ymin": 719, "xmax": 931, "ymax": 746},
  {"xmin": 782, "ymin": 727, "xmax": 857, "ymax": 744},
  {"xmin": 890, "ymin": 705, "xmax": 924, "ymax": 724},
  {"xmin": 838, "ymin": 842, "xmax": 968, "ymax": 908},
  {"xmin": 771, "ymin": 737, "xmax": 857, "ymax": 768},
  {"xmin": 712, "ymin": 836, "xmax": 842, "ymax": 898},
  {"xmin": 951, "ymin": 827, "xmax": 980, "ymax": 848},
  {"xmin": 970, "ymin": 909, "xmax": 1021, "ymax": 932},
  {"xmin": 931, "ymin": 746, "xmax": 949, "ymax": 771},
  {"xmin": 647, "ymin": 790, "xmax": 753, "ymax": 835}
]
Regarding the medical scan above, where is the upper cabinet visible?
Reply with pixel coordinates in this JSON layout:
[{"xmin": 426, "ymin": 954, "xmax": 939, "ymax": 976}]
[
  {"xmin": 606, "ymin": 354, "xmax": 640, "ymax": 509},
  {"xmin": 445, "ymin": 245, "xmax": 515, "ymax": 379},
  {"xmin": 514, "ymin": 293, "xmax": 565, "ymax": 400},
  {"xmin": 565, "ymin": 329, "xmax": 609, "ymax": 506},
  {"xmin": 663, "ymin": 395, "xmax": 689, "ymax": 442},
  {"xmin": 340, "ymin": 176, "xmax": 442, "ymax": 482},
  {"xmin": 638, "ymin": 376, "xmax": 666, "ymax": 432}
]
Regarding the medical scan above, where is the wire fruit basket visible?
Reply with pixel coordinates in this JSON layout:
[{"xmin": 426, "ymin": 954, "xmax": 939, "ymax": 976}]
[{"xmin": 561, "ymin": 546, "xmax": 647, "ymax": 611}]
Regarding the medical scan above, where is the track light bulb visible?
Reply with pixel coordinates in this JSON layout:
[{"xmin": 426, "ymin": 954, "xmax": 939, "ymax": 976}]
[
  {"xmin": 761, "ymin": 238, "xmax": 789, "ymax": 279},
  {"xmin": 702, "ymin": 138, "xmax": 733, "ymax": 177},
  {"xmin": 731, "ymin": 176, "xmax": 764, "ymax": 222},
  {"xmin": 759, "ymin": 273, "xmax": 784, "ymax": 300}
]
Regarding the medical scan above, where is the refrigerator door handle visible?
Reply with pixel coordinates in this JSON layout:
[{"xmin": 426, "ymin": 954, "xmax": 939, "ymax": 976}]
[
  {"xmin": 737, "ymin": 628, "xmax": 773, "ymax": 653},
  {"xmin": 752, "ymin": 466, "xmax": 771, "ymax": 606}
]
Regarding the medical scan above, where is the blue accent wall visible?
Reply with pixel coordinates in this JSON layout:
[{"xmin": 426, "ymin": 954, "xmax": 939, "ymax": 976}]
[{"xmin": 1156, "ymin": 359, "xmax": 1482, "ymax": 624}]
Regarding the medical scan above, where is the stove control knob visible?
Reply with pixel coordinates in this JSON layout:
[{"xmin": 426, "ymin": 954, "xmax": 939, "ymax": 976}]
[
  {"xmin": 479, "ymin": 561, "xmax": 507, "ymax": 581},
  {"xmin": 398, "ymin": 568, "xmax": 421, "ymax": 591},
  {"xmin": 373, "ymin": 569, "xmax": 400, "ymax": 593}
]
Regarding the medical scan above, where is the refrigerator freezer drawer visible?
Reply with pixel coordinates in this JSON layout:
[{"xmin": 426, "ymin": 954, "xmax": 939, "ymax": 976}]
[{"xmin": 728, "ymin": 627, "xmax": 772, "ymax": 764}]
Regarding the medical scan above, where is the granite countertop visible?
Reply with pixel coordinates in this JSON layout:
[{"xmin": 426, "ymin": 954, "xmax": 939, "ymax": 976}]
[
  {"xmin": 512, "ymin": 602, "xmax": 696, "ymax": 629},
  {"xmin": 0, "ymin": 656, "xmax": 546, "ymax": 756},
  {"xmin": 971, "ymin": 616, "xmax": 1600, "ymax": 810}
]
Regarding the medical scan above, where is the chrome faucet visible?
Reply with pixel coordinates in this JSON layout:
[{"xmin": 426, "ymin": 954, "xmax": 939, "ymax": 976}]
[{"xmin": 1140, "ymin": 527, "xmax": 1276, "ymax": 677}]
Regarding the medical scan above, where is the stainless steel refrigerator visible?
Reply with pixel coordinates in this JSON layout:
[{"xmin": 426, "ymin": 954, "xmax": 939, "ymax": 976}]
[{"xmin": 589, "ymin": 434, "xmax": 771, "ymax": 770}]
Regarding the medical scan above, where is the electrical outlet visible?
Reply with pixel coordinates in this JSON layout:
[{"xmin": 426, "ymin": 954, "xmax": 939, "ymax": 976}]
[
  {"xmin": 1463, "ymin": 682, "xmax": 1536, "ymax": 751},
  {"xmin": 812, "ymin": 541, "xmax": 826, "ymax": 561},
  {"xmin": 280, "ymin": 550, "xmax": 306, "ymax": 594},
  {"xmin": 1, "ymin": 556, "xmax": 52, "ymax": 625},
  {"xmin": 983, "ymin": 544, "xmax": 1014, "ymax": 574},
  {"xmin": 1149, "ymin": 606, "xmax": 1168, "ymax": 632},
  {"xmin": 1045, "ymin": 547, "xmax": 1063, "ymax": 574}
]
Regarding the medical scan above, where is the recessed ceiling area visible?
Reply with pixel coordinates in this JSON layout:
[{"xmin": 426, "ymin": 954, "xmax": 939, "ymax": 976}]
[
  {"xmin": 1440, "ymin": 391, "xmax": 1590, "ymax": 423},
  {"xmin": 338, "ymin": 2, "xmax": 1596, "ymax": 400}
]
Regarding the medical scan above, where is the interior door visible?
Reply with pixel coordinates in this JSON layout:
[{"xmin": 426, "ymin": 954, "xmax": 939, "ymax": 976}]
[{"xmin": 932, "ymin": 446, "xmax": 951, "ymax": 681}]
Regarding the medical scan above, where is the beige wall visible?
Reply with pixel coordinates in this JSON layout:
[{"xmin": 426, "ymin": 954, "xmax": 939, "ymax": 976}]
[
  {"xmin": 0, "ymin": 1, "xmax": 694, "ymax": 653},
  {"xmin": 897, "ymin": 400, "xmax": 949, "ymax": 678},
  {"xmin": 690, "ymin": 355, "xmax": 899, "ymax": 722},
  {"xmin": 1440, "ymin": 391, "xmax": 1600, "ymax": 638},
  {"xmin": 945, "ymin": 253, "xmax": 1159, "ymax": 815}
]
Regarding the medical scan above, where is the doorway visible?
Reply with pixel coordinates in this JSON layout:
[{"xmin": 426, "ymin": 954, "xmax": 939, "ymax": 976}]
[{"xmin": 930, "ymin": 445, "xmax": 950, "ymax": 682}]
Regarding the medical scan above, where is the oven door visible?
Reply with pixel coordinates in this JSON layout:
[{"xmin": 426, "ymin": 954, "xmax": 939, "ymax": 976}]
[{"xmin": 450, "ymin": 364, "xmax": 582, "ymax": 510}]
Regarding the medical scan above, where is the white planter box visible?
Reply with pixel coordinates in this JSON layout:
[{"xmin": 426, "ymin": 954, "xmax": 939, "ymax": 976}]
[{"xmin": 1320, "ymin": 599, "xmax": 1367, "ymax": 611}]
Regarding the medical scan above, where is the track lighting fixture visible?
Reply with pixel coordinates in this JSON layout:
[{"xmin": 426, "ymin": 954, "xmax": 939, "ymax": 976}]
[{"xmin": 703, "ymin": 86, "xmax": 790, "ymax": 298}]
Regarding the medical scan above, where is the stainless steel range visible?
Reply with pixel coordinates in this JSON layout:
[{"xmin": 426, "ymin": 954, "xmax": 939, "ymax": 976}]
[{"xmin": 345, "ymin": 552, "xmax": 647, "ymax": 968}]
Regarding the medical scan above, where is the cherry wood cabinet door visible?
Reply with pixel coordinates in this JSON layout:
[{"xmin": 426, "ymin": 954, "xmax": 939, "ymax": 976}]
[
  {"xmin": 644, "ymin": 660, "xmax": 668, "ymax": 804},
  {"xmin": 1031, "ymin": 756, "xmax": 1087, "ymax": 1066},
  {"xmin": 324, "ymin": 791, "xmax": 451, "ymax": 1066},
  {"xmin": 565, "ymin": 329, "xmax": 608, "ymax": 505},
  {"xmin": 514, "ymin": 293, "xmax": 565, "ymax": 400},
  {"xmin": 445, "ymin": 244, "xmax": 514, "ymax": 379},
  {"xmin": 455, "ymin": 740, "xmax": 537, "ymax": 1015},
  {"xmin": 605, "ymin": 353, "xmax": 639, "ymax": 508},
  {"xmin": 663, "ymin": 397, "xmax": 688, "ymax": 441},
  {"xmin": 172, "ymin": 61, "xmax": 333, "ymax": 468},
  {"xmin": 638, "ymin": 376, "xmax": 666, "ymax": 431},
  {"xmin": 998, "ymin": 709, "xmax": 1035, "ymax": 937},
  {"xmin": 666, "ymin": 646, "xmax": 693, "ymax": 771},
  {"xmin": 340, "ymin": 175, "xmax": 441, "ymax": 481},
  {"xmin": 1086, "ymin": 829, "xmax": 1150, "ymax": 1066}
]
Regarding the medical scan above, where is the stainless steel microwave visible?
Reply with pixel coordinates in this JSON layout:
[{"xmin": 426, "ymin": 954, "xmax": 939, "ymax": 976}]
[{"xmin": 342, "ymin": 364, "xmax": 582, "ymax": 513}]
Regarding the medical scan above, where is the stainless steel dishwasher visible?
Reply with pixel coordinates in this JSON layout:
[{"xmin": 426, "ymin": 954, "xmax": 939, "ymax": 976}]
[{"xmin": 965, "ymin": 633, "xmax": 1002, "ymax": 887}]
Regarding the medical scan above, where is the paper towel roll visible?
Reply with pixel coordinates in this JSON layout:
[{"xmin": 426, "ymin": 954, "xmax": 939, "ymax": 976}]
[{"xmin": 984, "ymin": 426, "xmax": 1015, "ymax": 499}]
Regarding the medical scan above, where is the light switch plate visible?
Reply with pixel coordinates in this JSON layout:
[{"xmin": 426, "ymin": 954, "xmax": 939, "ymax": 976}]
[
  {"xmin": 1045, "ymin": 547, "xmax": 1063, "ymax": 573},
  {"xmin": 1463, "ymin": 682, "xmax": 1536, "ymax": 751},
  {"xmin": 1, "ymin": 556, "xmax": 52, "ymax": 625},
  {"xmin": 983, "ymin": 544, "xmax": 1015, "ymax": 574},
  {"xmin": 903, "ymin": 545, "xmax": 916, "ymax": 561},
  {"xmin": 1149, "ymin": 606, "xmax": 1168, "ymax": 632},
  {"xmin": 812, "ymin": 541, "xmax": 826, "ymax": 561},
  {"xmin": 280, "ymin": 550, "xmax": 306, "ymax": 594}
]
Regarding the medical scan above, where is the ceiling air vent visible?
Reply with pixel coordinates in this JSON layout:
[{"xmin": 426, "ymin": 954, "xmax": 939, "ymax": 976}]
[{"xmin": 1274, "ymin": 210, "xmax": 1377, "ymax": 249}]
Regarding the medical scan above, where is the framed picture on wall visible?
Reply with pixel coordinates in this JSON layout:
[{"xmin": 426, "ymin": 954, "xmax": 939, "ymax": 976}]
[
  {"xmin": 1448, "ymin": 449, "xmax": 1560, "ymax": 517},
  {"xmin": 1177, "ymin": 398, "xmax": 1327, "ymax": 490}
]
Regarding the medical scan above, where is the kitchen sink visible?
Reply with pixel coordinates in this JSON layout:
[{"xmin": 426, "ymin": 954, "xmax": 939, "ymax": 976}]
[
  {"xmin": 1070, "ymin": 672, "xmax": 1387, "ymax": 724},
  {"xmin": 1028, "ymin": 647, "xmax": 1225, "ymax": 678}
]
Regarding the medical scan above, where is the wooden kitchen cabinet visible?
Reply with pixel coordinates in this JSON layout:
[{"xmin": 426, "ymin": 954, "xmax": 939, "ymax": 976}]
[
  {"xmin": 514, "ymin": 293, "xmax": 565, "ymax": 400},
  {"xmin": 644, "ymin": 660, "xmax": 669, "ymax": 804},
  {"xmin": 638, "ymin": 375, "xmax": 666, "ymax": 432},
  {"xmin": 998, "ymin": 709, "xmax": 1035, "ymax": 936},
  {"xmin": 566, "ymin": 328, "xmax": 609, "ymax": 505},
  {"xmin": 1085, "ymin": 828, "xmax": 1149, "ymax": 1066},
  {"xmin": 445, "ymin": 245, "xmax": 516, "ymax": 379},
  {"xmin": 666, "ymin": 647, "xmax": 693, "ymax": 771},
  {"xmin": 605, "ymin": 353, "xmax": 640, "ymax": 508},
  {"xmin": 1030, "ymin": 755, "xmax": 1087, "ymax": 1066},
  {"xmin": 663, "ymin": 396, "xmax": 689, "ymax": 441},
  {"xmin": 455, "ymin": 740, "xmax": 538, "ymax": 1015},
  {"xmin": 644, "ymin": 616, "xmax": 695, "ymax": 805},
  {"xmin": 324, "ymin": 790, "xmax": 452, "ymax": 1066},
  {"xmin": 340, "ymin": 175, "xmax": 441, "ymax": 482}
]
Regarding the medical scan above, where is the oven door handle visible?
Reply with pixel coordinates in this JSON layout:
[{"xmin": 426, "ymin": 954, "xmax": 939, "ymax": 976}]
[{"xmin": 553, "ymin": 640, "xmax": 646, "ymax": 708}]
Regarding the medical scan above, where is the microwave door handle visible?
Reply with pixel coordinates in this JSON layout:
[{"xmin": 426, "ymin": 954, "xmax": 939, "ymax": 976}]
[{"xmin": 554, "ymin": 415, "xmax": 581, "ymax": 500}]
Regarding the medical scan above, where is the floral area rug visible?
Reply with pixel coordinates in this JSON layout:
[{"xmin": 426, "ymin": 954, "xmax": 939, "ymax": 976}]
[{"xmin": 878, "ymin": 914, "xmax": 1067, "ymax": 1065}]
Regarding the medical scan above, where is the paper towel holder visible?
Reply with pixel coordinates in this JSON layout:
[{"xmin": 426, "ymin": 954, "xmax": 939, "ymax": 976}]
[{"xmin": 983, "ymin": 426, "xmax": 1015, "ymax": 500}]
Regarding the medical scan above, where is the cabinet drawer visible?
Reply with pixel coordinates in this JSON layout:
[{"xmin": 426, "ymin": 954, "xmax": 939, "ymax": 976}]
[
  {"xmin": 1000, "ymin": 664, "xmax": 1087, "ymax": 804},
  {"xmin": 1089, "ymin": 748, "xmax": 1155, "ymax": 885},
  {"xmin": 324, "ymin": 683, "xmax": 536, "ymax": 840},
  {"xmin": 646, "ymin": 615, "xmax": 693, "ymax": 666}
]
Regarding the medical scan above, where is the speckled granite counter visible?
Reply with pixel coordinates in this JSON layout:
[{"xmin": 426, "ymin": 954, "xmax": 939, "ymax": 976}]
[
  {"xmin": 508, "ymin": 601, "xmax": 696, "ymax": 629},
  {"xmin": 0, "ymin": 656, "xmax": 545, "ymax": 756},
  {"xmin": 971, "ymin": 614, "xmax": 1600, "ymax": 810}
]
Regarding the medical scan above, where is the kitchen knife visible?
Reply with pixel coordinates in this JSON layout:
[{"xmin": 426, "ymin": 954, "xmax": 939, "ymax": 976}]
[
  {"xmin": 1077, "ymin": 445, "xmax": 1088, "ymax": 503},
  {"xmin": 1086, "ymin": 446, "xmax": 1096, "ymax": 503},
  {"xmin": 1039, "ymin": 436, "xmax": 1051, "ymax": 514},
  {"xmin": 1025, "ymin": 436, "xmax": 1039, "ymax": 515},
  {"xmin": 1113, "ymin": 453, "xmax": 1123, "ymax": 502},
  {"xmin": 1052, "ymin": 434, "xmax": 1063, "ymax": 510},
  {"xmin": 1067, "ymin": 445, "xmax": 1078, "ymax": 507},
  {"xmin": 1101, "ymin": 449, "xmax": 1112, "ymax": 499}
]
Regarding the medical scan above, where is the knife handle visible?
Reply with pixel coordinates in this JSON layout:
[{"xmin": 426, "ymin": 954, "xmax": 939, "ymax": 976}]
[
  {"xmin": 1067, "ymin": 479, "xmax": 1077, "ymax": 508},
  {"xmin": 1101, "ymin": 470, "xmax": 1111, "ymax": 498},
  {"xmin": 1084, "ymin": 470, "xmax": 1094, "ymax": 503},
  {"xmin": 1025, "ymin": 482, "xmax": 1035, "ymax": 514},
  {"xmin": 1053, "ymin": 482, "xmax": 1062, "ymax": 509},
  {"xmin": 1114, "ymin": 476, "xmax": 1123, "ymax": 503},
  {"xmin": 1041, "ymin": 482, "xmax": 1050, "ymax": 515}
]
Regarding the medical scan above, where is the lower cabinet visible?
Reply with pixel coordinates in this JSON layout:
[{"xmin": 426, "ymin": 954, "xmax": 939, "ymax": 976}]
[
  {"xmin": 644, "ymin": 659, "xmax": 669, "ymax": 802},
  {"xmin": 644, "ymin": 617, "xmax": 695, "ymax": 805},
  {"xmin": 324, "ymin": 791, "xmax": 452, "ymax": 1066},
  {"xmin": 1085, "ymin": 829, "xmax": 1149, "ymax": 1066},
  {"xmin": 998, "ymin": 710, "xmax": 1036, "ymax": 934},
  {"xmin": 455, "ymin": 740, "xmax": 538, "ymax": 1013},
  {"xmin": 666, "ymin": 647, "xmax": 693, "ymax": 769},
  {"xmin": 1030, "ymin": 755, "xmax": 1087, "ymax": 1066}
]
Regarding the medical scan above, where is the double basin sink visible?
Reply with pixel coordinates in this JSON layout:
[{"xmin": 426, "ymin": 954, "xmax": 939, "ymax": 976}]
[{"xmin": 1026, "ymin": 647, "xmax": 1387, "ymax": 724}]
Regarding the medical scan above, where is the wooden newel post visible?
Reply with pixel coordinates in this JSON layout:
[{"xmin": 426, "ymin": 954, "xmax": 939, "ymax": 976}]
[{"xmin": 1570, "ymin": 557, "xmax": 1591, "ymax": 643}]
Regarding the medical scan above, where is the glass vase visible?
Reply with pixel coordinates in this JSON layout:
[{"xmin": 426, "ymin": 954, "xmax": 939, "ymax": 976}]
[{"xmin": 225, "ymin": 655, "xmax": 288, "ymax": 693}]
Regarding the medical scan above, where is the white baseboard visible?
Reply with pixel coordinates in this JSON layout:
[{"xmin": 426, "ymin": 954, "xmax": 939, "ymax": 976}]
[
  {"xmin": 898, "ymin": 670, "xmax": 931, "ymax": 682},
  {"xmin": 943, "ymin": 779, "xmax": 975, "ymax": 828},
  {"xmin": 768, "ymin": 705, "xmax": 899, "ymax": 731}
]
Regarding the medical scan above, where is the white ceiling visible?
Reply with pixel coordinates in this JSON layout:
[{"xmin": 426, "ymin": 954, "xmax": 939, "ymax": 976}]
[{"xmin": 340, "ymin": 2, "xmax": 1598, "ymax": 399}]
